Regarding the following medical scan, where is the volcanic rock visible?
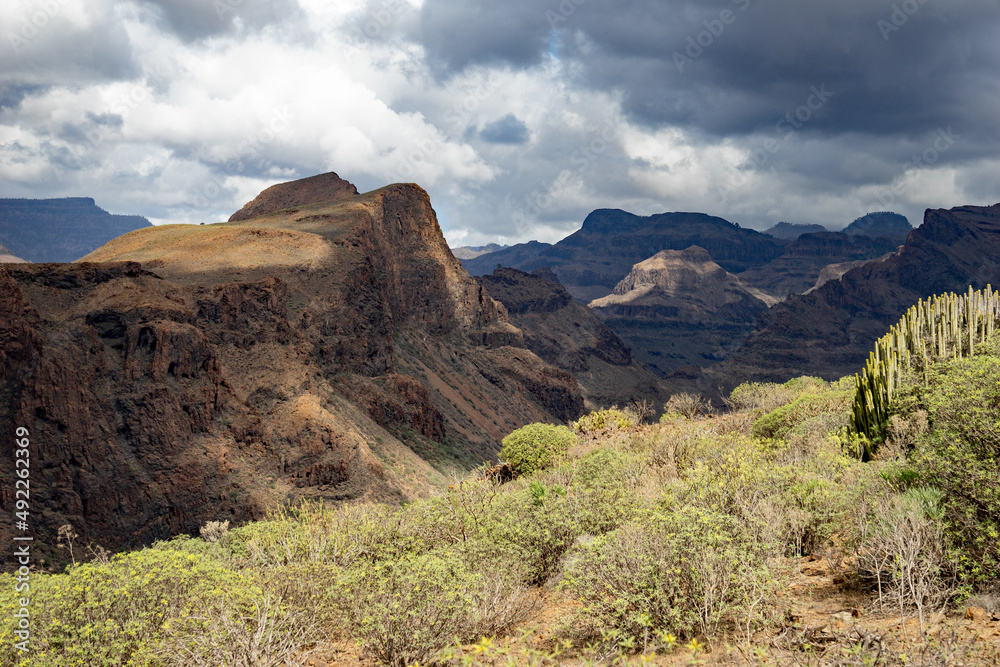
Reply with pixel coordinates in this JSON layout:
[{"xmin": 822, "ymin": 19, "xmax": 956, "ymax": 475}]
[
  {"xmin": 229, "ymin": 171, "xmax": 359, "ymax": 222},
  {"xmin": 478, "ymin": 267, "xmax": 674, "ymax": 409},
  {"xmin": 589, "ymin": 246, "xmax": 769, "ymax": 376},
  {"xmin": 0, "ymin": 243, "xmax": 27, "ymax": 263},
  {"xmin": 0, "ymin": 174, "xmax": 585, "ymax": 554},
  {"xmin": 451, "ymin": 243, "xmax": 509, "ymax": 260},
  {"xmin": 843, "ymin": 211, "xmax": 912, "ymax": 243},
  {"xmin": 717, "ymin": 203, "xmax": 1000, "ymax": 384},
  {"xmin": 738, "ymin": 232, "xmax": 899, "ymax": 298}
]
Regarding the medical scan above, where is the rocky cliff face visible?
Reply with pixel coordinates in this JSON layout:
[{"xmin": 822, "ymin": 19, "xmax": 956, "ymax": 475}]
[
  {"xmin": 717, "ymin": 203, "xmax": 1000, "ymax": 385},
  {"xmin": 0, "ymin": 174, "xmax": 584, "ymax": 556},
  {"xmin": 0, "ymin": 198, "xmax": 151, "ymax": 262},
  {"xmin": 589, "ymin": 246, "xmax": 769, "ymax": 376},
  {"xmin": 737, "ymin": 232, "xmax": 899, "ymax": 298},
  {"xmin": 478, "ymin": 267, "xmax": 674, "ymax": 409},
  {"xmin": 462, "ymin": 209, "xmax": 784, "ymax": 302}
]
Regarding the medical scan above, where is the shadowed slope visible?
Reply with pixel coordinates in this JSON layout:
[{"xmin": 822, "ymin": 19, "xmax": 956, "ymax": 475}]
[
  {"xmin": 2, "ymin": 176, "xmax": 584, "ymax": 553},
  {"xmin": 717, "ymin": 203, "xmax": 1000, "ymax": 385}
]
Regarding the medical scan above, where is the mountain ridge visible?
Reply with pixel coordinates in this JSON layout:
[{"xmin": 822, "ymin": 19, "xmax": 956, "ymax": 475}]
[
  {"xmin": 717, "ymin": 203, "xmax": 1000, "ymax": 384},
  {"xmin": 0, "ymin": 197, "xmax": 151, "ymax": 262},
  {"xmin": 0, "ymin": 174, "xmax": 586, "ymax": 552}
]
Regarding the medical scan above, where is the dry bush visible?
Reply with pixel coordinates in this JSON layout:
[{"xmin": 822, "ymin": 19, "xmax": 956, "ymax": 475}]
[
  {"xmin": 854, "ymin": 489, "xmax": 956, "ymax": 636},
  {"xmin": 663, "ymin": 392, "xmax": 710, "ymax": 419},
  {"xmin": 156, "ymin": 590, "xmax": 325, "ymax": 667},
  {"xmin": 336, "ymin": 552, "xmax": 533, "ymax": 667},
  {"xmin": 199, "ymin": 520, "xmax": 230, "ymax": 543}
]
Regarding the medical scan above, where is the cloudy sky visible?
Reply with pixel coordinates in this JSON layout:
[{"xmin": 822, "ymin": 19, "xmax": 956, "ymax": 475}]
[{"xmin": 2, "ymin": 0, "xmax": 998, "ymax": 246}]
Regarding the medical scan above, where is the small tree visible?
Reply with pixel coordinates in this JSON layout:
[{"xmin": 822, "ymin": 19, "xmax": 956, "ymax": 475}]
[{"xmin": 500, "ymin": 423, "xmax": 577, "ymax": 477}]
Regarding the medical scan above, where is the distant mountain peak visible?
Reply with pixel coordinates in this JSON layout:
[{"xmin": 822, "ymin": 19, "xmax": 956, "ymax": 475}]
[
  {"xmin": 764, "ymin": 221, "xmax": 828, "ymax": 240},
  {"xmin": 843, "ymin": 211, "xmax": 912, "ymax": 241}
]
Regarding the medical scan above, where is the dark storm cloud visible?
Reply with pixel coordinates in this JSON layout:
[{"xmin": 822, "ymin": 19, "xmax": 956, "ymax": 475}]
[
  {"xmin": 137, "ymin": 0, "xmax": 306, "ymax": 42},
  {"xmin": 417, "ymin": 2, "xmax": 553, "ymax": 72},
  {"xmin": 479, "ymin": 114, "xmax": 530, "ymax": 144},
  {"xmin": 416, "ymin": 0, "xmax": 1000, "ymax": 149},
  {"xmin": 1, "ymin": 10, "xmax": 137, "ymax": 88}
]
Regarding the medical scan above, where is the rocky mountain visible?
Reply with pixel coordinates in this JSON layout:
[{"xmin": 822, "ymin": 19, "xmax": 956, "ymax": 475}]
[
  {"xmin": 228, "ymin": 171, "xmax": 359, "ymax": 222},
  {"xmin": 717, "ymin": 203, "xmax": 1000, "ymax": 384},
  {"xmin": 764, "ymin": 222, "xmax": 828, "ymax": 240},
  {"xmin": 477, "ymin": 267, "xmax": 674, "ymax": 409},
  {"xmin": 451, "ymin": 243, "xmax": 509, "ymax": 260},
  {"xmin": 589, "ymin": 246, "xmax": 769, "ymax": 377},
  {"xmin": 0, "ymin": 173, "xmax": 586, "ymax": 554},
  {"xmin": 737, "ymin": 232, "xmax": 899, "ymax": 298},
  {"xmin": 0, "ymin": 243, "xmax": 27, "ymax": 263},
  {"xmin": 462, "ymin": 209, "xmax": 784, "ymax": 302},
  {"xmin": 0, "ymin": 198, "xmax": 151, "ymax": 263},
  {"xmin": 843, "ymin": 211, "xmax": 912, "ymax": 243}
]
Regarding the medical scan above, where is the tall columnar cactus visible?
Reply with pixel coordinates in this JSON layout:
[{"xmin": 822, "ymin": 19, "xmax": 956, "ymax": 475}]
[{"xmin": 849, "ymin": 286, "xmax": 1000, "ymax": 443}]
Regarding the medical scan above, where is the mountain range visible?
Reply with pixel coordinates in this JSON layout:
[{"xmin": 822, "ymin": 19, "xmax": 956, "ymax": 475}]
[
  {"xmin": 717, "ymin": 202, "xmax": 1000, "ymax": 384},
  {"xmin": 0, "ymin": 197, "xmax": 151, "ymax": 263},
  {"xmin": 2, "ymin": 169, "xmax": 996, "ymax": 554}
]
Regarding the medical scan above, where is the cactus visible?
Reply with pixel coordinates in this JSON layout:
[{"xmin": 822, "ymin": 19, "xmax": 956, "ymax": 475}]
[{"xmin": 849, "ymin": 285, "xmax": 999, "ymax": 448}]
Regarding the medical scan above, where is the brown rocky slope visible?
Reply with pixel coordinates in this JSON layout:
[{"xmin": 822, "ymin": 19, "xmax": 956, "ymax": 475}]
[
  {"xmin": 716, "ymin": 203, "xmax": 1000, "ymax": 384},
  {"xmin": 737, "ymin": 232, "xmax": 899, "ymax": 298},
  {"xmin": 477, "ymin": 267, "xmax": 674, "ymax": 410},
  {"xmin": 0, "ymin": 174, "xmax": 585, "ymax": 556},
  {"xmin": 589, "ymin": 246, "xmax": 770, "ymax": 377}
]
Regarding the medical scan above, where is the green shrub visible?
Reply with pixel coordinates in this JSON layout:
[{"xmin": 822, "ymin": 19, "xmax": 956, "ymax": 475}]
[
  {"xmin": 751, "ymin": 379, "xmax": 852, "ymax": 440},
  {"xmin": 500, "ymin": 423, "xmax": 577, "ymax": 476},
  {"xmin": 854, "ymin": 488, "xmax": 955, "ymax": 633},
  {"xmin": 569, "ymin": 448, "xmax": 645, "ymax": 535},
  {"xmin": 335, "ymin": 551, "xmax": 531, "ymax": 666},
  {"xmin": 481, "ymin": 486, "xmax": 581, "ymax": 585},
  {"xmin": 560, "ymin": 506, "xmax": 774, "ymax": 647},
  {"xmin": 227, "ymin": 501, "xmax": 419, "ymax": 568},
  {"xmin": 729, "ymin": 377, "xmax": 825, "ymax": 413},
  {"xmin": 0, "ymin": 548, "xmax": 262, "ymax": 667},
  {"xmin": 892, "ymin": 350, "xmax": 1000, "ymax": 590}
]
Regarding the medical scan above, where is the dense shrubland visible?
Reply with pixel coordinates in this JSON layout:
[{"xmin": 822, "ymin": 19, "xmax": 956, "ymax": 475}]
[{"xmin": 4, "ymin": 300, "xmax": 1000, "ymax": 664}]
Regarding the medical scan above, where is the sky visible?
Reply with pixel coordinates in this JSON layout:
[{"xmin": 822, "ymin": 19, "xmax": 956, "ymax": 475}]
[{"xmin": 1, "ymin": 0, "xmax": 999, "ymax": 247}]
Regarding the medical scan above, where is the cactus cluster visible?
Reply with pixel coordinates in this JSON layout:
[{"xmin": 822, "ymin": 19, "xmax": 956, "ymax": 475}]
[{"xmin": 850, "ymin": 285, "xmax": 1000, "ymax": 442}]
